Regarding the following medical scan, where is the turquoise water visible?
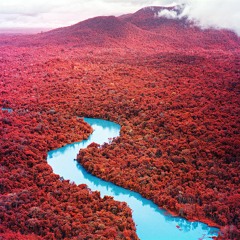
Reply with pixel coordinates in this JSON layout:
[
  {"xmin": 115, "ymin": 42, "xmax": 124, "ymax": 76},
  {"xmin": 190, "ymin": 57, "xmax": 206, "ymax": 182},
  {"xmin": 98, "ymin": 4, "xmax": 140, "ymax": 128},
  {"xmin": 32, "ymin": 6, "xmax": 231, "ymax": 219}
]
[
  {"xmin": 47, "ymin": 117, "xmax": 219, "ymax": 240},
  {"xmin": 1, "ymin": 108, "xmax": 13, "ymax": 113}
]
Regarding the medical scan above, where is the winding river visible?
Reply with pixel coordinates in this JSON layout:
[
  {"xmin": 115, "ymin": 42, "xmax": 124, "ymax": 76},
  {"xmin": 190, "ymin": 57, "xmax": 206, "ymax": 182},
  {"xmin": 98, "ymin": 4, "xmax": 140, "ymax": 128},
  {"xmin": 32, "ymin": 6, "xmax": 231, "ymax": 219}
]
[{"xmin": 47, "ymin": 117, "xmax": 219, "ymax": 240}]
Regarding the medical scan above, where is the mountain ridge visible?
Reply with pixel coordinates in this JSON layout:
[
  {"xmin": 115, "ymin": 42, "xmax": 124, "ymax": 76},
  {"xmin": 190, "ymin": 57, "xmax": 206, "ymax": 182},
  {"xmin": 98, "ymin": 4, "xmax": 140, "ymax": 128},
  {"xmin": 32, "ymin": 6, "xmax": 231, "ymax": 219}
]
[{"xmin": 1, "ymin": 6, "xmax": 239, "ymax": 52}]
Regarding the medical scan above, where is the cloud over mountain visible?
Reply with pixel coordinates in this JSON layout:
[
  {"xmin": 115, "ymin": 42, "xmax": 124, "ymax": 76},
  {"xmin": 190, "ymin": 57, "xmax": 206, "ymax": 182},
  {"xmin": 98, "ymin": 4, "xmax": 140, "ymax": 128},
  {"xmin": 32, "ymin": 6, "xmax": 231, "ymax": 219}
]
[
  {"xmin": 178, "ymin": 0, "xmax": 240, "ymax": 34},
  {"xmin": 0, "ymin": 0, "xmax": 239, "ymax": 35}
]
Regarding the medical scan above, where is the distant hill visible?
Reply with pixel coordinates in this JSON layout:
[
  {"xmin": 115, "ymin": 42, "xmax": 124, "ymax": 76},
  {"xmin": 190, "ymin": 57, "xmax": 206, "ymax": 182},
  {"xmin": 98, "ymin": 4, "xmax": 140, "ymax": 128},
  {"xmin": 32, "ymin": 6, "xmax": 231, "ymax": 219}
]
[
  {"xmin": 120, "ymin": 6, "xmax": 239, "ymax": 51},
  {"xmin": 1, "ymin": 6, "xmax": 239, "ymax": 51},
  {"xmin": 119, "ymin": 6, "xmax": 187, "ymax": 30},
  {"xmin": 38, "ymin": 15, "xmax": 148, "ymax": 48}
]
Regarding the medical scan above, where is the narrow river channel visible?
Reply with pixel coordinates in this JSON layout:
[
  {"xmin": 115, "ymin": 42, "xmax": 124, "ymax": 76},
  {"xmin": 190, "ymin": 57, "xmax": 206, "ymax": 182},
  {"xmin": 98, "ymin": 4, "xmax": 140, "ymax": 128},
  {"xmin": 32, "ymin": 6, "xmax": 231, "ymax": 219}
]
[{"xmin": 47, "ymin": 117, "xmax": 219, "ymax": 240}]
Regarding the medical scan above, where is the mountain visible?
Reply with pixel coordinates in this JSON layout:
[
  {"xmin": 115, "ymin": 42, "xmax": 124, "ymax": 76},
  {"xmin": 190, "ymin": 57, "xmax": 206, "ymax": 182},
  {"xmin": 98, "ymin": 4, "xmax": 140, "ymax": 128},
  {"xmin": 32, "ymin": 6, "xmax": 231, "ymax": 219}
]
[
  {"xmin": 120, "ymin": 6, "xmax": 239, "ymax": 51},
  {"xmin": 37, "ymin": 15, "xmax": 148, "ymax": 48},
  {"xmin": 119, "ymin": 6, "xmax": 187, "ymax": 31},
  {"xmin": 1, "ymin": 6, "xmax": 239, "ymax": 51}
]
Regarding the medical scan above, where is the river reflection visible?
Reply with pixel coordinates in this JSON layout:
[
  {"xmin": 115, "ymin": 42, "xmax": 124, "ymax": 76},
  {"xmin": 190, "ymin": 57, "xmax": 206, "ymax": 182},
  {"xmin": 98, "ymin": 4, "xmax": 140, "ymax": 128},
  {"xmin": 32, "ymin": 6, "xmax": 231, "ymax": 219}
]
[{"xmin": 47, "ymin": 117, "xmax": 219, "ymax": 240}]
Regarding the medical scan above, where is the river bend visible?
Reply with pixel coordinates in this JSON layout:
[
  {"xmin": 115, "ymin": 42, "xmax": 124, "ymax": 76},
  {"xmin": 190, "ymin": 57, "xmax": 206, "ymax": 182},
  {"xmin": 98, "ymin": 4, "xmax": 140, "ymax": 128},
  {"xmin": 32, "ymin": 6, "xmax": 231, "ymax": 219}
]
[{"xmin": 47, "ymin": 117, "xmax": 219, "ymax": 240}]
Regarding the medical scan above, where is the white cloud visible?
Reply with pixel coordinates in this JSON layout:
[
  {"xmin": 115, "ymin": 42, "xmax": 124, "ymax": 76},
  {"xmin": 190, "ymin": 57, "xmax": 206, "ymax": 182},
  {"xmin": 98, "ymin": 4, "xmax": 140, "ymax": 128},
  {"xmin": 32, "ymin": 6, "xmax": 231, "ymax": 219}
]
[
  {"xmin": 0, "ymin": 0, "xmax": 144, "ymax": 29},
  {"xmin": 0, "ymin": 0, "xmax": 56, "ymax": 15},
  {"xmin": 155, "ymin": 0, "xmax": 240, "ymax": 35},
  {"xmin": 158, "ymin": 9, "xmax": 178, "ymax": 19},
  {"xmin": 156, "ymin": 5, "xmax": 184, "ymax": 19},
  {"xmin": 182, "ymin": 0, "xmax": 240, "ymax": 34},
  {"xmin": 0, "ymin": 0, "xmax": 239, "ymax": 35}
]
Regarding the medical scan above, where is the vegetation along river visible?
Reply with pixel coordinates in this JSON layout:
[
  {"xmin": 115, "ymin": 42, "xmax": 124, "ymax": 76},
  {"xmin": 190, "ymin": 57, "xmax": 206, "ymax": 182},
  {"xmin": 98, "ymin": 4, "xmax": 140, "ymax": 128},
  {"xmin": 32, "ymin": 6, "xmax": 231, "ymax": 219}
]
[{"xmin": 47, "ymin": 117, "xmax": 219, "ymax": 240}]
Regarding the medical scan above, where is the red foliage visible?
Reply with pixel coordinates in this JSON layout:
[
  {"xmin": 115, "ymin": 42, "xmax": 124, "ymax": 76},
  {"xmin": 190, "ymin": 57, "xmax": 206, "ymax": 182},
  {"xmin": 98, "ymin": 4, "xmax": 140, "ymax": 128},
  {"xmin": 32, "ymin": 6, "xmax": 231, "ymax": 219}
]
[{"xmin": 1, "ymin": 6, "xmax": 240, "ymax": 240}]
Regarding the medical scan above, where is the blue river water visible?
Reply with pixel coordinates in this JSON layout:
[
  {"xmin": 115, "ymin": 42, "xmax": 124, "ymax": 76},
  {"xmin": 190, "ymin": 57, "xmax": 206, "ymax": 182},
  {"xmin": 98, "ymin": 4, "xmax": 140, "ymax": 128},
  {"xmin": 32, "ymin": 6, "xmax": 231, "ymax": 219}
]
[
  {"xmin": 47, "ymin": 117, "xmax": 219, "ymax": 240},
  {"xmin": 1, "ymin": 108, "xmax": 13, "ymax": 113}
]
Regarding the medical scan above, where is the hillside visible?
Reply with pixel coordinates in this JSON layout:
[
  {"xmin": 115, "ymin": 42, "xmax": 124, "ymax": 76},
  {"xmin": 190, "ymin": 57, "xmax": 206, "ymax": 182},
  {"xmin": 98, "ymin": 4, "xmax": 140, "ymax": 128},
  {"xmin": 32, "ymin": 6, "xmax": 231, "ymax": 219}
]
[
  {"xmin": 1, "ymin": 5, "xmax": 240, "ymax": 240},
  {"xmin": 37, "ymin": 15, "xmax": 147, "ymax": 47},
  {"xmin": 1, "ymin": 6, "xmax": 239, "ymax": 52},
  {"xmin": 120, "ymin": 6, "xmax": 239, "ymax": 51}
]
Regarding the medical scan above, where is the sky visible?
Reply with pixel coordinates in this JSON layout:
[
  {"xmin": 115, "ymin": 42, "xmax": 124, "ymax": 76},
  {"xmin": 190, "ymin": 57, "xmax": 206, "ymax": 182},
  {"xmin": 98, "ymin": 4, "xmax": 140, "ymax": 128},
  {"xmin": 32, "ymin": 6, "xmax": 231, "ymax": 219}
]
[{"xmin": 0, "ymin": 0, "xmax": 239, "ymax": 35}]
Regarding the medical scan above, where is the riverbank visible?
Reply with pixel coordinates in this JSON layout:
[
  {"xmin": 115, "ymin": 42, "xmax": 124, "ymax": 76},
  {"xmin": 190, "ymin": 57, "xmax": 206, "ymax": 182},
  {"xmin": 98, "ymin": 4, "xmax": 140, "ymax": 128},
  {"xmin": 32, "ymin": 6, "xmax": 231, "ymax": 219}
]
[
  {"xmin": 48, "ymin": 118, "xmax": 219, "ymax": 240},
  {"xmin": 1, "ymin": 44, "xmax": 239, "ymax": 239}
]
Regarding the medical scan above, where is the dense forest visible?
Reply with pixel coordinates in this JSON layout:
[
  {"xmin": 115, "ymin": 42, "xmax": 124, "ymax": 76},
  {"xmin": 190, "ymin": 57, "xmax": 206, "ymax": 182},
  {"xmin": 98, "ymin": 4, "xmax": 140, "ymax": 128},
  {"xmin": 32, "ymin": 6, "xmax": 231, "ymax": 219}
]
[{"xmin": 1, "ymin": 6, "xmax": 239, "ymax": 240}]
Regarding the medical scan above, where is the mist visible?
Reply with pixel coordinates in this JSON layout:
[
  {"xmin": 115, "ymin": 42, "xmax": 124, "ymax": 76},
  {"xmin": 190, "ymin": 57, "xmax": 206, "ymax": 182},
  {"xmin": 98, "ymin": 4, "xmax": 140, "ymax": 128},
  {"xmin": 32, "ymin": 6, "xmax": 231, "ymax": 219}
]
[{"xmin": 0, "ymin": 0, "xmax": 239, "ymax": 35}]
